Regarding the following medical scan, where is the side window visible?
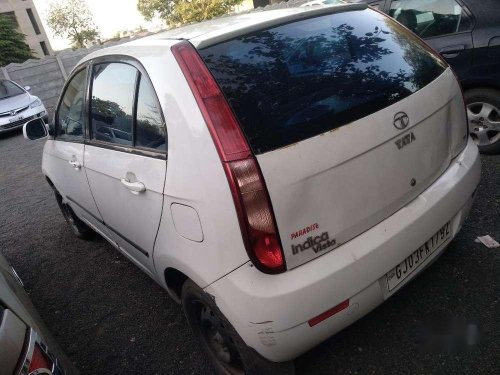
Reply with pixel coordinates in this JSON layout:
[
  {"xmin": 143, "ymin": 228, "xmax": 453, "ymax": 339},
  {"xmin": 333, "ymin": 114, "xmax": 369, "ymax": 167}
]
[
  {"xmin": 135, "ymin": 77, "xmax": 166, "ymax": 152},
  {"xmin": 90, "ymin": 63, "xmax": 137, "ymax": 146},
  {"xmin": 57, "ymin": 69, "xmax": 86, "ymax": 141},
  {"xmin": 389, "ymin": 0, "xmax": 467, "ymax": 38}
]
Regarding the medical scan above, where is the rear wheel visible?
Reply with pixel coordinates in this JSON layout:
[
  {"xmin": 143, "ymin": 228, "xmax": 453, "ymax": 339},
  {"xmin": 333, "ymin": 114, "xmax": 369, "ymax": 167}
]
[
  {"xmin": 55, "ymin": 193, "xmax": 94, "ymax": 240},
  {"xmin": 181, "ymin": 280, "xmax": 294, "ymax": 375},
  {"xmin": 465, "ymin": 88, "xmax": 500, "ymax": 154}
]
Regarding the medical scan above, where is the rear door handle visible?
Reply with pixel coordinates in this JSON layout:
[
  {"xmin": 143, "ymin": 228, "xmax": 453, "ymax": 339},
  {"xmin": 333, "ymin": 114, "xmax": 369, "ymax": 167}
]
[
  {"xmin": 439, "ymin": 45, "xmax": 465, "ymax": 58},
  {"xmin": 69, "ymin": 160, "xmax": 81, "ymax": 170},
  {"xmin": 121, "ymin": 178, "xmax": 146, "ymax": 195}
]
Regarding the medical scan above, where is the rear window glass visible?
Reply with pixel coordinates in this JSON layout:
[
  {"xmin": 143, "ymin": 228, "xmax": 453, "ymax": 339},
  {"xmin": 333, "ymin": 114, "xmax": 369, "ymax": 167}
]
[{"xmin": 199, "ymin": 9, "xmax": 446, "ymax": 154}]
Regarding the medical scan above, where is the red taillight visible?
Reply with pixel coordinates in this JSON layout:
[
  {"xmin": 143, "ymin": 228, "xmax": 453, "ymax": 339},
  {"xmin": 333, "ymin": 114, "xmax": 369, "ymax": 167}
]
[
  {"xmin": 308, "ymin": 299, "xmax": 350, "ymax": 327},
  {"xmin": 172, "ymin": 41, "xmax": 286, "ymax": 274},
  {"xmin": 28, "ymin": 343, "xmax": 53, "ymax": 373}
]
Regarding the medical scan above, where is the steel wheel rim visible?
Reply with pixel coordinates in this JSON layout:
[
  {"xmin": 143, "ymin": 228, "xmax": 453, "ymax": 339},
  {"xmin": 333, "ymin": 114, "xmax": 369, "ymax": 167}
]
[
  {"xmin": 195, "ymin": 301, "xmax": 244, "ymax": 374},
  {"xmin": 467, "ymin": 101, "xmax": 500, "ymax": 147}
]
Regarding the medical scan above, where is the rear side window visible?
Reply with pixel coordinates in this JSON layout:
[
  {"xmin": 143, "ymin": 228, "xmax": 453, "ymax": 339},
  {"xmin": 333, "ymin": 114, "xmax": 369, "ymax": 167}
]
[
  {"xmin": 135, "ymin": 77, "xmax": 166, "ymax": 151},
  {"xmin": 91, "ymin": 63, "xmax": 137, "ymax": 146},
  {"xmin": 200, "ymin": 9, "xmax": 446, "ymax": 154}
]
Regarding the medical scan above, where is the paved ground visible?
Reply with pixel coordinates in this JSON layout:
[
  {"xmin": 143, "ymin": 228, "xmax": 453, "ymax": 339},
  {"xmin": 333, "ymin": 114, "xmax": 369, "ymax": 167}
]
[{"xmin": 0, "ymin": 130, "xmax": 499, "ymax": 374}]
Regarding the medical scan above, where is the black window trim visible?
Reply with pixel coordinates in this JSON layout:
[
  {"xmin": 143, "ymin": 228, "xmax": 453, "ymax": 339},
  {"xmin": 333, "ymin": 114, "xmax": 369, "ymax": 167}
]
[
  {"xmin": 388, "ymin": 0, "xmax": 475, "ymax": 40},
  {"xmin": 85, "ymin": 55, "xmax": 168, "ymax": 160},
  {"xmin": 53, "ymin": 64, "xmax": 89, "ymax": 144}
]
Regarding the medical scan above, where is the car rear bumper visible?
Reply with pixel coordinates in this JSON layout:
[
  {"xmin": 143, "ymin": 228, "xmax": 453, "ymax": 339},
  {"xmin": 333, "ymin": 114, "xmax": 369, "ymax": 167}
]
[
  {"xmin": 205, "ymin": 138, "xmax": 481, "ymax": 362},
  {"xmin": 0, "ymin": 106, "xmax": 47, "ymax": 133}
]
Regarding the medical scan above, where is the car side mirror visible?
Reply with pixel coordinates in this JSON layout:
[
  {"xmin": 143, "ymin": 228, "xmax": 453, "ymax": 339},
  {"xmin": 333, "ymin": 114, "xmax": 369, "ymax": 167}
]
[
  {"xmin": 24, "ymin": 86, "xmax": 31, "ymax": 91},
  {"xmin": 23, "ymin": 118, "xmax": 48, "ymax": 140}
]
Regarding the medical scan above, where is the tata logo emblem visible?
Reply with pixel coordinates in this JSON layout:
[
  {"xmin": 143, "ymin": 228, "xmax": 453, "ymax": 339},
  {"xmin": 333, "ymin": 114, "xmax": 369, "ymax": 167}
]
[{"xmin": 393, "ymin": 112, "xmax": 410, "ymax": 130}]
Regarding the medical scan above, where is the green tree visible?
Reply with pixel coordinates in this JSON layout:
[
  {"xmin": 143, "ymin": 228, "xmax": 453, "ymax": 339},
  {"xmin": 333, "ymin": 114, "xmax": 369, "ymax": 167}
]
[
  {"xmin": 47, "ymin": 0, "xmax": 100, "ymax": 49},
  {"xmin": 138, "ymin": 0, "xmax": 244, "ymax": 26},
  {"xmin": 0, "ymin": 14, "xmax": 35, "ymax": 66}
]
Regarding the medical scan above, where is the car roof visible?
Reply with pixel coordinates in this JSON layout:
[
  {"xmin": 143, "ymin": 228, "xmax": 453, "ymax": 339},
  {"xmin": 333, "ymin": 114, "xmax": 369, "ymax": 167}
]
[{"xmin": 81, "ymin": 2, "xmax": 367, "ymax": 65}]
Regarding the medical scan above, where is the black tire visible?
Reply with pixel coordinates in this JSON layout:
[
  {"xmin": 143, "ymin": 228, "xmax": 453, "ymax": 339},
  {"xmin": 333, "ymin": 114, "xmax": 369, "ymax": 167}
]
[
  {"xmin": 181, "ymin": 280, "xmax": 295, "ymax": 375},
  {"xmin": 55, "ymin": 193, "xmax": 94, "ymax": 240},
  {"xmin": 464, "ymin": 88, "xmax": 500, "ymax": 154}
]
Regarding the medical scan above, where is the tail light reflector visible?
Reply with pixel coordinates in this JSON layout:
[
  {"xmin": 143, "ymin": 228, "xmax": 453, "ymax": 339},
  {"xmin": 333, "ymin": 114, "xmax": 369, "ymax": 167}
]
[
  {"xmin": 28, "ymin": 343, "xmax": 53, "ymax": 373},
  {"xmin": 172, "ymin": 41, "xmax": 286, "ymax": 273},
  {"xmin": 308, "ymin": 299, "xmax": 350, "ymax": 327}
]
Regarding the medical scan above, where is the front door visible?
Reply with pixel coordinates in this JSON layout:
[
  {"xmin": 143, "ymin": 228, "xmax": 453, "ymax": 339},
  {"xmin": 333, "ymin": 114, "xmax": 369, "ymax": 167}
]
[
  {"xmin": 83, "ymin": 61, "xmax": 167, "ymax": 274},
  {"xmin": 43, "ymin": 67, "xmax": 103, "ymax": 224}
]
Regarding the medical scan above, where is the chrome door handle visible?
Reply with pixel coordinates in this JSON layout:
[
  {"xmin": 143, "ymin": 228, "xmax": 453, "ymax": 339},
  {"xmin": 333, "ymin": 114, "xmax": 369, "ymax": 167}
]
[
  {"xmin": 69, "ymin": 160, "xmax": 81, "ymax": 170},
  {"xmin": 121, "ymin": 178, "xmax": 146, "ymax": 195}
]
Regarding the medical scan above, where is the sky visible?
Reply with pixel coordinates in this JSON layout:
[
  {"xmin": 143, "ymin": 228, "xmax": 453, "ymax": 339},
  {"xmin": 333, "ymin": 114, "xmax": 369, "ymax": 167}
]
[{"xmin": 32, "ymin": 0, "xmax": 165, "ymax": 51}]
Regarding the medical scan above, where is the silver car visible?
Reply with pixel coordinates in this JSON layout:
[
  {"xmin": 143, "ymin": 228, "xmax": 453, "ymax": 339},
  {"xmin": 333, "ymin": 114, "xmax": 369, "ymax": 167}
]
[
  {"xmin": 0, "ymin": 253, "xmax": 76, "ymax": 374},
  {"xmin": 0, "ymin": 80, "xmax": 47, "ymax": 134}
]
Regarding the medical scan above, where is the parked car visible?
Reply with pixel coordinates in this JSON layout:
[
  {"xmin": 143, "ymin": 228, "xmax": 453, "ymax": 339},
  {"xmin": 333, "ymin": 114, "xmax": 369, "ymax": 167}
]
[
  {"xmin": 0, "ymin": 79, "xmax": 47, "ymax": 134},
  {"xmin": 343, "ymin": 0, "xmax": 500, "ymax": 154},
  {"xmin": 0, "ymin": 252, "xmax": 76, "ymax": 374},
  {"xmin": 24, "ymin": 3, "xmax": 480, "ymax": 374}
]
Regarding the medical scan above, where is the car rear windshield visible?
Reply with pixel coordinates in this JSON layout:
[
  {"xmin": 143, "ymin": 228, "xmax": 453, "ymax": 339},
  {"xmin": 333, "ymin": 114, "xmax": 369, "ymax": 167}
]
[
  {"xmin": 199, "ymin": 9, "xmax": 447, "ymax": 154},
  {"xmin": 0, "ymin": 80, "xmax": 25, "ymax": 100}
]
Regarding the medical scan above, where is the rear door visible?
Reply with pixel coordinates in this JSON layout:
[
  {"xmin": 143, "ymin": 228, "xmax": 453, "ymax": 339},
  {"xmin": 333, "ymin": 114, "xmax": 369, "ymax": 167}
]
[
  {"xmin": 388, "ymin": 0, "xmax": 474, "ymax": 80},
  {"xmin": 43, "ymin": 67, "xmax": 103, "ymax": 223},
  {"xmin": 84, "ymin": 60, "xmax": 167, "ymax": 274},
  {"xmin": 200, "ymin": 8, "xmax": 464, "ymax": 269}
]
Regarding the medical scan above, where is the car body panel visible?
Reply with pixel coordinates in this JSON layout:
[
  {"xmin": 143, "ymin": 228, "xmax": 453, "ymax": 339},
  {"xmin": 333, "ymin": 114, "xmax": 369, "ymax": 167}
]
[
  {"xmin": 42, "ymin": 140, "xmax": 103, "ymax": 222},
  {"xmin": 84, "ymin": 145, "xmax": 166, "ymax": 273}
]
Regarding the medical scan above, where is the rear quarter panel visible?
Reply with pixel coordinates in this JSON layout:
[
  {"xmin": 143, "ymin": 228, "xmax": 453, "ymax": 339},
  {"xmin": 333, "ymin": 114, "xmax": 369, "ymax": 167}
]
[{"xmin": 136, "ymin": 44, "xmax": 250, "ymax": 288}]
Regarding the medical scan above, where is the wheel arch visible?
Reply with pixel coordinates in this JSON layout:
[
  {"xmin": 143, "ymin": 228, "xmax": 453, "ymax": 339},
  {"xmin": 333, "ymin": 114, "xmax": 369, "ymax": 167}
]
[{"xmin": 164, "ymin": 267, "xmax": 189, "ymax": 304}]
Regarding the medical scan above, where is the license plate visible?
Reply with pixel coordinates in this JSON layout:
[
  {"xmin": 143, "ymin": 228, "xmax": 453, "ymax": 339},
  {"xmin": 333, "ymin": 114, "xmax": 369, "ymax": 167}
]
[
  {"xmin": 9, "ymin": 115, "xmax": 23, "ymax": 123},
  {"xmin": 385, "ymin": 222, "xmax": 451, "ymax": 292}
]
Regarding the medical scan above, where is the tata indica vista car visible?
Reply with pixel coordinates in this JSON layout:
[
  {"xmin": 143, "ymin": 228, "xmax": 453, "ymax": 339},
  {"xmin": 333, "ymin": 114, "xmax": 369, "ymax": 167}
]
[{"xmin": 24, "ymin": 3, "xmax": 480, "ymax": 374}]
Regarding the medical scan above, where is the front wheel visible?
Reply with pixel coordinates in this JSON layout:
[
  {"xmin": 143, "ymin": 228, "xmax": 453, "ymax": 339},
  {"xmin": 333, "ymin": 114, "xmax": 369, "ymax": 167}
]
[
  {"xmin": 181, "ymin": 280, "xmax": 294, "ymax": 375},
  {"xmin": 465, "ymin": 88, "xmax": 500, "ymax": 154}
]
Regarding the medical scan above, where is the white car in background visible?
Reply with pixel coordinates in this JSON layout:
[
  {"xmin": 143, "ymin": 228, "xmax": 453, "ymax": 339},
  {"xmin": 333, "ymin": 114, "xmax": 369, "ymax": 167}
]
[
  {"xmin": 0, "ymin": 79, "xmax": 47, "ymax": 134},
  {"xmin": 24, "ymin": 3, "xmax": 480, "ymax": 374}
]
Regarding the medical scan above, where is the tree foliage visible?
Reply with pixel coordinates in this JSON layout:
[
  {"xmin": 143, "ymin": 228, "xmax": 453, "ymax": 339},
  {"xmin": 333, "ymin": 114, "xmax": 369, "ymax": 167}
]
[
  {"xmin": 47, "ymin": 0, "xmax": 100, "ymax": 49},
  {"xmin": 137, "ymin": 0, "xmax": 244, "ymax": 26},
  {"xmin": 0, "ymin": 14, "xmax": 35, "ymax": 66}
]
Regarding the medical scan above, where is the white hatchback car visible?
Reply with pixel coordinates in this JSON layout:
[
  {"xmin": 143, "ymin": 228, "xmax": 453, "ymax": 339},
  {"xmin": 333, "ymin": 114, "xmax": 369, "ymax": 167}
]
[{"xmin": 24, "ymin": 3, "xmax": 481, "ymax": 374}]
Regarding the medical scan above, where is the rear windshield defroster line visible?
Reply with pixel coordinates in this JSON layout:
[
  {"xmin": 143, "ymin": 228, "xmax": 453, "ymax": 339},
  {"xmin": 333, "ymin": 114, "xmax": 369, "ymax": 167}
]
[{"xmin": 199, "ymin": 9, "xmax": 446, "ymax": 154}]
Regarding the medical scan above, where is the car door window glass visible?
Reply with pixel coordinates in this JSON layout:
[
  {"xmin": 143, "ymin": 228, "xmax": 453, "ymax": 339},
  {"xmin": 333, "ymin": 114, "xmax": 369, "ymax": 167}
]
[
  {"xmin": 91, "ymin": 63, "xmax": 137, "ymax": 146},
  {"xmin": 57, "ymin": 69, "xmax": 86, "ymax": 141},
  {"xmin": 389, "ymin": 0, "xmax": 466, "ymax": 38},
  {"xmin": 135, "ymin": 77, "xmax": 166, "ymax": 152}
]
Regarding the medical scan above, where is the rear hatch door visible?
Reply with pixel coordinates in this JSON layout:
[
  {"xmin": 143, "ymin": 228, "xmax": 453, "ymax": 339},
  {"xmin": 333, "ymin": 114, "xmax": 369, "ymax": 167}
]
[{"xmin": 200, "ymin": 8, "xmax": 456, "ymax": 269}]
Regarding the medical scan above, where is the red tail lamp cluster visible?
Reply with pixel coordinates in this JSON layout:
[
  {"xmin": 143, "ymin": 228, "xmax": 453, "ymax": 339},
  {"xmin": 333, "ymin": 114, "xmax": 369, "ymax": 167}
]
[{"xmin": 172, "ymin": 41, "xmax": 286, "ymax": 274}]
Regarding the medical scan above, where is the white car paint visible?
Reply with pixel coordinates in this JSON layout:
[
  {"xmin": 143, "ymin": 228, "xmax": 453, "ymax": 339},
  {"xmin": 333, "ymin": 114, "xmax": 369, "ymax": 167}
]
[
  {"xmin": 0, "ymin": 80, "xmax": 47, "ymax": 133},
  {"xmin": 30, "ymin": 3, "xmax": 480, "ymax": 366}
]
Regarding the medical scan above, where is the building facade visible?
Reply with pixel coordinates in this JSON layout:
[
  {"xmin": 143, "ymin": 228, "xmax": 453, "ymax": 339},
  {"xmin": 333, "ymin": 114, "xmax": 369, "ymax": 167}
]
[{"xmin": 0, "ymin": 0, "xmax": 53, "ymax": 58}]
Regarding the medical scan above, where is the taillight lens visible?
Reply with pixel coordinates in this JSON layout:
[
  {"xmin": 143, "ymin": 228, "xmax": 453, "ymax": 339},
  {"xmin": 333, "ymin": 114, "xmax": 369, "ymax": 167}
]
[
  {"xmin": 172, "ymin": 41, "xmax": 286, "ymax": 273},
  {"xmin": 225, "ymin": 159, "xmax": 284, "ymax": 272},
  {"xmin": 28, "ymin": 343, "xmax": 53, "ymax": 373}
]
